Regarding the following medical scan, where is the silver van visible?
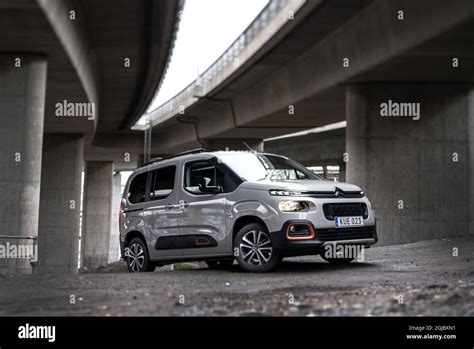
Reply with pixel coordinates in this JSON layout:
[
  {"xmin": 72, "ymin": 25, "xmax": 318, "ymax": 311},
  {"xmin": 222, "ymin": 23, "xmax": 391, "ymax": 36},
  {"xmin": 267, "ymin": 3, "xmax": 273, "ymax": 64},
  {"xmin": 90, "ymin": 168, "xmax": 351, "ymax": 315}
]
[{"xmin": 119, "ymin": 150, "xmax": 377, "ymax": 272}]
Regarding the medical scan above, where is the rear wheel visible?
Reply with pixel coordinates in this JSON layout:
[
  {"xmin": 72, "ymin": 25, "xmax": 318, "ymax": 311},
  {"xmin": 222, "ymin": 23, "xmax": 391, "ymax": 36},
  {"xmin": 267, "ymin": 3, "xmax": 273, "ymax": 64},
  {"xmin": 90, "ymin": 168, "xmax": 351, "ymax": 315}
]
[
  {"xmin": 126, "ymin": 237, "xmax": 155, "ymax": 272},
  {"xmin": 234, "ymin": 223, "xmax": 281, "ymax": 272}
]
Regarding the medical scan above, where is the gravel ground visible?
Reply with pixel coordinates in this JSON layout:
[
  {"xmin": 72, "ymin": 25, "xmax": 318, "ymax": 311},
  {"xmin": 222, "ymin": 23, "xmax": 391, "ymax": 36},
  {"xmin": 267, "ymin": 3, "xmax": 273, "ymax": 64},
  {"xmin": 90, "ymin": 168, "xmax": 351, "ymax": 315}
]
[{"xmin": 0, "ymin": 236, "xmax": 472, "ymax": 316}]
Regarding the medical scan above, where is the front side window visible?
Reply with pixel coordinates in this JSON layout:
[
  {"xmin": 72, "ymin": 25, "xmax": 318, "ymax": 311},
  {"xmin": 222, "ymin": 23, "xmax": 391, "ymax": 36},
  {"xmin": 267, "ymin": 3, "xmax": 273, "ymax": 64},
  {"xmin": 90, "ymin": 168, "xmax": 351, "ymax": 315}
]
[
  {"xmin": 150, "ymin": 166, "xmax": 176, "ymax": 200},
  {"xmin": 128, "ymin": 172, "xmax": 148, "ymax": 204},
  {"xmin": 184, "ymin": 160, "xmax": 226, "ymax": 194}
]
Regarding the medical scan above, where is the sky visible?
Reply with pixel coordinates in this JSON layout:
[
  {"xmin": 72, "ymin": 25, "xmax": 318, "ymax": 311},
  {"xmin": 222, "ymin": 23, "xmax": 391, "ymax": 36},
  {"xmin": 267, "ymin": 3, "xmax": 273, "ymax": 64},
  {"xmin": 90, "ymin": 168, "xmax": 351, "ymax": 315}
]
[{"xmin": 146, "ymin": 0, "xmax": 269, "ymax": 113}]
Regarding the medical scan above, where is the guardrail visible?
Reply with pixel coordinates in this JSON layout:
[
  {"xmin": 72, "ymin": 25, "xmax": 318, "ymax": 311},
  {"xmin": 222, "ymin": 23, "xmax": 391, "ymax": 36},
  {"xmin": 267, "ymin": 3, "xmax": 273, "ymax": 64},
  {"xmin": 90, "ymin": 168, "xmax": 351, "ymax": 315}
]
[
  {"xmin": 136, "ymin": 0, "xmax": 306, "ymax": 130},
  {"xmin": 0, "ymin": 235, "xmax": 38, "ymax": 268}
]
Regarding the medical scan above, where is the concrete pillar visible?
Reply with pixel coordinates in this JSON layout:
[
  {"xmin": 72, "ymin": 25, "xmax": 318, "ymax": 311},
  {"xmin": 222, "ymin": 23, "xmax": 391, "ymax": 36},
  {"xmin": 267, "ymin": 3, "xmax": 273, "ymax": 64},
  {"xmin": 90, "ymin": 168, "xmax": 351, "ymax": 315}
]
[
  {"xmin": 346, "ymin": 84, "xmax": 472, "ymax": 246},
  {"xmin": 203, "ymin": 139, "xmax": 264, "ymax": 152},
  {"xmin": 37, "ymin": 135, "xmax": 83, "ymax": 274},
  {"xmin": 469, "ymin": 89, "xmax": 474, "ymax": 236},
  {"xmin": 81, "ymin": 161, "xmax": 114, "ymax": 269},
  {"xmin": 0, "ymin": 55, "xmax": 47, "ymax": 274},
  {"xmin": 322, "ymin": 166, "xmax": 328, "ymax": 180},
  {"xmin": 108, "ymin": 172, "xmax": 121, "ymax": 264},
  {"xmin": 338, "ymin": 161, "xmax": 346, "ymax": 182}
]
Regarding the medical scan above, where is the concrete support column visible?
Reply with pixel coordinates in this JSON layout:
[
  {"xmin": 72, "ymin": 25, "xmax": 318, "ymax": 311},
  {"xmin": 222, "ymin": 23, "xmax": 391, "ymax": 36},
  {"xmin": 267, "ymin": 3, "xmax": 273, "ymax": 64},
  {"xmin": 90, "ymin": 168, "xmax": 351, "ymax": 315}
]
[
  {"xmin": 38, "ymin": 135, "xmax": 83, "ymax": 274},
  {"xmin": 108, "ymin": 172, "xmax": 121, "ymax": 264},
  {"xmin": 338, "ymin": 161, "xmax": 346, "ymax": 182},
  {"xmin": 322, "ymin": 166, "xmax": 328, "ymax": 180},
  {"xmin": 469, "ymin": 89, "xmax": 474, "ymax": 235},
  {"xmin": 0, "ymin": 55, "xmax": 47, "ymax": 274},
  {"xmin": 81, "ymin": 161, "xmax": 114, "ymax": 269},
  {"xmin": 203, "ymin": 139, "xmax": 264, "ymax": 152},
  {"xmin": 346, "ymin": 84, "xmax": 472, "ymax": 246}
]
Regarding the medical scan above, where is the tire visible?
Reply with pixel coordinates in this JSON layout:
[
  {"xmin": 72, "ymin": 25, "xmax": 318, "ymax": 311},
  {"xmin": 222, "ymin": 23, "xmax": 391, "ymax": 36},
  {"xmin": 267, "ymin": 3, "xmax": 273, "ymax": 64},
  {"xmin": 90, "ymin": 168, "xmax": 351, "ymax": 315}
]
[
  {"xmin": 126, "ymin": 237, "xmax": 155, "ymax": 272},
  {"xmin": 234, "ymin": 223, "xmax": 281, "ymax": 272},
  {"xmin": 205, "ymin": 259, "xmax": 234, "ymax": 269}
]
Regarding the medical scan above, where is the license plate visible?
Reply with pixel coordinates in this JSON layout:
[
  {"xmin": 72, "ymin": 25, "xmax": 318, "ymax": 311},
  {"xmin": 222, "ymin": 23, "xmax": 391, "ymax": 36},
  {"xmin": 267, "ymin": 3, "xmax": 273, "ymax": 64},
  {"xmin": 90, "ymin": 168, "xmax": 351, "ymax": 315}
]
[{"xmin": 335, "ymin": 216, "xmax": 364, "ymax": 227}]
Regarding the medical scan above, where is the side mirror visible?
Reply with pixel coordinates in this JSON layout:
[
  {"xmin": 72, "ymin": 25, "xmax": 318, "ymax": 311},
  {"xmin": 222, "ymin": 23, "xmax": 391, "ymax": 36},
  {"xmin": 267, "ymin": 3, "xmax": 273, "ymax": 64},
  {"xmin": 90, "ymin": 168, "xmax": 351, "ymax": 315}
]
[{"xmin": 198, "ymin": 177, "xmax": 222, "ymax": 194}]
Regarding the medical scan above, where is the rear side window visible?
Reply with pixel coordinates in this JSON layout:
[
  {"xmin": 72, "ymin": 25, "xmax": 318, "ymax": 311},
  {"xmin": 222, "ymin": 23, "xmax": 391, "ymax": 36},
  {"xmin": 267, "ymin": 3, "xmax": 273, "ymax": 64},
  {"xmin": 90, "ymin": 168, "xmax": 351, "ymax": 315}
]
[
  {"xmin": 127, "ymin": 172, "xmax": 148, "ymax": 204},
  {"xmin": 151, "ymin": 166, "xmax": 176, "ymax": 200}
]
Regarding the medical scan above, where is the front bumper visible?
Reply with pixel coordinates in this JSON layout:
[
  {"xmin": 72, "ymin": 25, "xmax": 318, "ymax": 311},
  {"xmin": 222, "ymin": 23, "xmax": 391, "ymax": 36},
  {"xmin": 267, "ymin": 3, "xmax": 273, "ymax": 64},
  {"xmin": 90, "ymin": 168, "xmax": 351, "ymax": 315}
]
[{"xmin": 272, "ymin": 220, "xmax": 378, "ymax": 257}]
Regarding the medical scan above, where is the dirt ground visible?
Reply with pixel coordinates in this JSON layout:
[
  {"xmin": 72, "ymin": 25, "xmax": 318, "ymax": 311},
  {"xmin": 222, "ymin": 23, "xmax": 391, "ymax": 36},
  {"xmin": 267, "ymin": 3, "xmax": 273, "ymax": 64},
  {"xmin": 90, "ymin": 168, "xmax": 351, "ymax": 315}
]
[{"xmin": 0, "ymin": 236, "xmax": 472, "ymax": 316}]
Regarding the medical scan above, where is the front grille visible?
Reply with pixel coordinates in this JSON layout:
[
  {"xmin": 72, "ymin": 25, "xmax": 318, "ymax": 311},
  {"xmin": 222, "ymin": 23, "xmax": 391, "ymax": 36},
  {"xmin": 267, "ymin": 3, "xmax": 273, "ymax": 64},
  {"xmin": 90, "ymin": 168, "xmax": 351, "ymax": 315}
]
[
  {"xmin": 316, "ymin": 226, "xmax": 376, "ymax": 242},
  {"xmin": 323, "ymin": 203, "xmax": 368, "ymax": 220},
  {"xmin": 303, "ymin": 191, "xmax": 364, "ymax": 199}
]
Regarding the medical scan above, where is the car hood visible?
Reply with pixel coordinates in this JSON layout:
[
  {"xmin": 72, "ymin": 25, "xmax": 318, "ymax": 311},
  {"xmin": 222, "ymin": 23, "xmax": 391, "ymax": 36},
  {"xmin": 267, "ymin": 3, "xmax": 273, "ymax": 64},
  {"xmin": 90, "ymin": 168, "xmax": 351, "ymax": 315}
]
[{"xmin": 240, "ymin": 179, "xmax": 362, "ymax": 193}]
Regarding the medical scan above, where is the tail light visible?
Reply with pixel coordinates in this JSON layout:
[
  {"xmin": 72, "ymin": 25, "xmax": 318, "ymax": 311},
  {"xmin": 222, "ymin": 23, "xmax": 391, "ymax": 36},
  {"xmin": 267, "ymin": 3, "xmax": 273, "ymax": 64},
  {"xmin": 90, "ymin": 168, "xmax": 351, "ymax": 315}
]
[{"xmin": 119, "ymin": 199, "xmax": 125, "ymax": 228}]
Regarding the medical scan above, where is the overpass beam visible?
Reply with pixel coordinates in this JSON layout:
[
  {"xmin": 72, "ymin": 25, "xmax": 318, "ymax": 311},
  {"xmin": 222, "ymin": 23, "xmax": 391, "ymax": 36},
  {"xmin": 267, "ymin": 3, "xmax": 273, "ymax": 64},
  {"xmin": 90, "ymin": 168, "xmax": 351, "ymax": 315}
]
[
  {"xmin": 81, "ymin": 161, "xmax": 114, "ymax": 270},
  {"xmin": 0, "ymin": 55, "xmax": 47, "ymax": 274},
  {"xmin": 203, "ymin": 139, "xmax": 264, "ymax": 152},
  {"xmin": 346, "ymin": 84, "xmax": 472, "ymax": 245},
  {"xmin": 37, "ymin": 135, "xmax": 84, "ymax": 274}
]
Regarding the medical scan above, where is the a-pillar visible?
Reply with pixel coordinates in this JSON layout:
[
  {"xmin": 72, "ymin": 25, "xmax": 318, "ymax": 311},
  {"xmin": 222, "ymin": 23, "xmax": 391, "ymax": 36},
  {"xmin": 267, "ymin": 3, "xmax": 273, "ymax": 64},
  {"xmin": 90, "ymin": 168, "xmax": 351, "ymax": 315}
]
[
  {"xmin": 203, "ymin": 139, "xmax": 264, "ymax": 152},
  {"xmin": 81, "ymin": 161, "xmax": 114, "ymax": 270},
  {"xmin": 37, "ymin": 135, "xmax": 83, "ymax": 274},
  {"xmin": 0, "ymin": 55, "xmax": 47, "ymax": 274},
  {"xmin": 346, "ymin": 84, "xmax": 472, "ymax": 245}
]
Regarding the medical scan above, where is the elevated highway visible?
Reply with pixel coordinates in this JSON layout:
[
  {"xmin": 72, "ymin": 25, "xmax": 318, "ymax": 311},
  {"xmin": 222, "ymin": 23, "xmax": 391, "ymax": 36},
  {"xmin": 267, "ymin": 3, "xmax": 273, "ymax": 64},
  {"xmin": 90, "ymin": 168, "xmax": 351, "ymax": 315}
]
[{"xmin": 0, "ymin": 0, "xmax": 183, "ymax": 274}]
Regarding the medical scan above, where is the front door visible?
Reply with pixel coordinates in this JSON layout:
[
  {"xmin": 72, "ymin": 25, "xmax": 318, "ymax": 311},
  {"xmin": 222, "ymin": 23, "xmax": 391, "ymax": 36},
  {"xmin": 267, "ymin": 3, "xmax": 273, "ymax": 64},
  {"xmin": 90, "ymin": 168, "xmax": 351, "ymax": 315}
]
[{"xmin": 177, "ymin": 158, "xmax": 229, "ymax": 257}]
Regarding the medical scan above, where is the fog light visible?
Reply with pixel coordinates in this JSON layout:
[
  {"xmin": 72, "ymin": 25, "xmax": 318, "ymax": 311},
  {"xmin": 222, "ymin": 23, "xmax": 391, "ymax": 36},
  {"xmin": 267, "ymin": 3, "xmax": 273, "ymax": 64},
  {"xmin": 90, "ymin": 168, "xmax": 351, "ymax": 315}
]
[{"xmin": 285, "ymin": 223, "xmax": 315, "ymax": 240}]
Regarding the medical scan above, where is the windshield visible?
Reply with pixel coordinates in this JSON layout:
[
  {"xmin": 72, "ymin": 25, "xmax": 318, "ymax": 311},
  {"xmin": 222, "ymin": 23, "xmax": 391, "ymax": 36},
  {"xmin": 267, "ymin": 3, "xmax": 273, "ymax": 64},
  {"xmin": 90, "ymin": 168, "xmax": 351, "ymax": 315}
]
[{"xmin": 216, "ymin": 153, "xmax": 323, "ymax": 181}]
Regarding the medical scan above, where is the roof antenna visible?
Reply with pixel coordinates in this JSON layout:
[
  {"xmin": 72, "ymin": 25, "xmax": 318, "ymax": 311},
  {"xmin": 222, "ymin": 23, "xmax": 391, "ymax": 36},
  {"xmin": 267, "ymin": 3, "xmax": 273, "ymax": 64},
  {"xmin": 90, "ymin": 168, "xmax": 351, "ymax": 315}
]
[{"xmin": 243, "ymin": 141, "xmax": 257, "ymax": 153}]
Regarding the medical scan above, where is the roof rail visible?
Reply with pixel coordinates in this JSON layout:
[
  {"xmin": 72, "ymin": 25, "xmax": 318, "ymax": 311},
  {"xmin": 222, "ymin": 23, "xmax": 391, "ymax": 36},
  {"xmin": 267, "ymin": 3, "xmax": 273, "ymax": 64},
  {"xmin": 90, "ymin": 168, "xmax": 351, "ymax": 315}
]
[
  {"xmin": 146, "ymin": 148, "xmax": 206, "ymax": 165},
  {"xmin": 147, "ymin": 156, "xmax": 163, "ymax": 164}
]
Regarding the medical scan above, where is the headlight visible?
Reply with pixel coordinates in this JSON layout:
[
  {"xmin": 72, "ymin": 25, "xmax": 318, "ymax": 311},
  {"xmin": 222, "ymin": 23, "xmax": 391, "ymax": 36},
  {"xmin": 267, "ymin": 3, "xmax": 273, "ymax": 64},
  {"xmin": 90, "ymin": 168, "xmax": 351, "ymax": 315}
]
[
  {"xmin": 278, "ymin": 201, "xmax": 310, "ymax": 212},
  {"xmin": 269, "ymin": 189, "xmax": 302, "ymax": 196}
]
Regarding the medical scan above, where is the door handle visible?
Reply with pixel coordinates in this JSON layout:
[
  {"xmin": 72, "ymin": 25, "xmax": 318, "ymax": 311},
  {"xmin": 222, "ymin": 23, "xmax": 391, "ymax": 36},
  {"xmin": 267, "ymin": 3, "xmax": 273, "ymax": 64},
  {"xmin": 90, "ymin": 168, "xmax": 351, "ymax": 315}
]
[
  {"xmin": 178, "ymin": 200, "xmax": 189, "ymax": 209},
  {"xmin": 165, "ymin": 204, "xmax": 176, "ymax": 210}
]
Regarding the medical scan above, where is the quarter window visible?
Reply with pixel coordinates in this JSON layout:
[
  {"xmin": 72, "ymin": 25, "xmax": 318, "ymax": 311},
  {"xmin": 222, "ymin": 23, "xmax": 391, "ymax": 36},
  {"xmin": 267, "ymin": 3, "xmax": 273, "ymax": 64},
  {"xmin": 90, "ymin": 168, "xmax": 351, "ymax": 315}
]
[{"xmin": 128, "ymin": 172, "xmax": 148, "ymax": 204}]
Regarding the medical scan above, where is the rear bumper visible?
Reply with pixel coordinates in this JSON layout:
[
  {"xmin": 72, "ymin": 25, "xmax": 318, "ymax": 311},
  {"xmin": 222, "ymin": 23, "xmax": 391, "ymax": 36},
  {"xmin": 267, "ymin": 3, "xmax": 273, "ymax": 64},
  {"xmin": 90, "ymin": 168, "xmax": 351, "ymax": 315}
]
[
  {"xmin": 272, "ymin": 220, "xmax": 377, "ymax": 257},
  {"xmin": 120, "ymin": 241, "xmax": 126, "ymax": 260}
]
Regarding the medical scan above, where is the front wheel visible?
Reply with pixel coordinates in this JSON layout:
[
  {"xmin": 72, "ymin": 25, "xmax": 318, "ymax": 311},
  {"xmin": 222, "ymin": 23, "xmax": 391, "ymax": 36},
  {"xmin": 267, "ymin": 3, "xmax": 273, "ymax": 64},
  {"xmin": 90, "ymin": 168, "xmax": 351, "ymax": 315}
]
[
  {"xmin": 234, "ymin": 223, "xmax": 281, "ymax": 272},
  {"xmin": 126, "ymin": 237, "xmax": 155, "ymax": 272}
]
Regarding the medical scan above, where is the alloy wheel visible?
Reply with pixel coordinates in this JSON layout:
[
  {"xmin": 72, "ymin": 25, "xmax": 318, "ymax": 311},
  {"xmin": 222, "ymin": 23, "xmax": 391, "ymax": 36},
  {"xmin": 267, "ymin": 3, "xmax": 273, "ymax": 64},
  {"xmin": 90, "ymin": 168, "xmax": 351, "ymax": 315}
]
[
  {"xmin": 128, "ymin": 242, "xmax": 145, "ymax": 272},
  {"xmin": 239, "ymin": 230, "xmax": 273, "ymax": 266}
]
